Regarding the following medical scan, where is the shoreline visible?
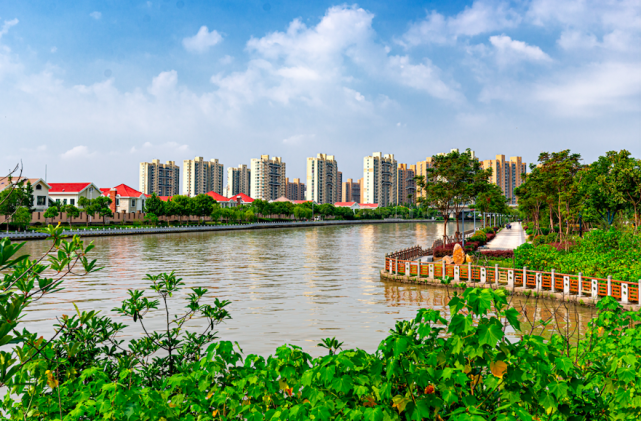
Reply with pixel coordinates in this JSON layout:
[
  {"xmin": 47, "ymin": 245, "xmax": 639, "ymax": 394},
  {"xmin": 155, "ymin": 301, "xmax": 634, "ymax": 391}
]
[
  {"xmin": 0, "ymin": 218, "xmax": 448, "ymax": 241},
  {"xmin": 379, "ymin": 269, "xmax": 641, "ymax": 311}
]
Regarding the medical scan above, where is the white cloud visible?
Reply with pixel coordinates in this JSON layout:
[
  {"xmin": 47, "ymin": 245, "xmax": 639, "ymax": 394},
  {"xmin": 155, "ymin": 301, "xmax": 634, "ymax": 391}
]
[
  {"xmin": 212, "ymin": 5, "xmax": 461, "ymax": 106},
  {"xmin": 534, "ymin": 62, "xmax": 641, "ymax": 115},
  {"xmin": 528, "ymin": 0, "xmax": 641, "ymax": 53},
  {"xmin": 61, "ymin": 145, "xmax": 94, "ymax": 159},
  {"xmin": 401, "ymin": 1, "xmax": 520, "ymax": 46},
  {"xmin": 50, "ymin": 46, "xmax": 58, "ymax": 53},
  {"xmin": 489, "ymin": 35, "xmax": 551, "ymax": 64},
  {"xmin": 0, "ymin": 18, "xmax": 18, "ymax": 39},
  {"xmin": 182, "ymin": 26, "xmax": 223, "ymax": 53},
  {"xmin": 219, "ymin": 55, "xmax": 234, "ymax": 65},
  {"xmin": 89, "ymin": 11, "xmax": 102, "ymax": 20},
  {"xmin": 282, "ymin": 134, "xmax": 315, "ymax": 145},
  {"xmin": 148, "ymin": 70, "xmax": 177, "ymax": 97}
]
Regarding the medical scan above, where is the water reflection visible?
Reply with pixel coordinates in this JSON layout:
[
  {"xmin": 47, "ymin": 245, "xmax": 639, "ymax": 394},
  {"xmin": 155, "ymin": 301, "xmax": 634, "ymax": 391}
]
[{"xmin": 17, "ymin": 222, "xmax": 593, "ymax": 357}]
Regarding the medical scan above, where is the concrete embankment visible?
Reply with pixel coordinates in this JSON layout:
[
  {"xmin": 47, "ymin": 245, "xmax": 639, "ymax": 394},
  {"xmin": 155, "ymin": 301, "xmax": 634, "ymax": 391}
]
[{"xmin": 0, "ymin": 219, "xmax": 437, "ymax": 241}]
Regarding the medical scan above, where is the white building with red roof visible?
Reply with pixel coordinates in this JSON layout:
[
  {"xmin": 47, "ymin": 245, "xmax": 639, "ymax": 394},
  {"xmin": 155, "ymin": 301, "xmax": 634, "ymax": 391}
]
[
  {"xmin": 229, "ymin": 193, "xmax": 254, "ymax": 205},
  {"xmin": 359, "ymin": 203, "xmax": 379, "ymax": 210},
  {"xmin": 205, "ymin": 191, "xmax": 235, "ymax": 208},
  {"xmin": 334, "ymin": 201, "xmax": 360, "ymax": 211},
  {"xmin": 0, "ymin": 177, "xmax": 51, "ymax": 211},
  {"xmin": 48, "ymin": 182, "xmax": 101, "ymax": 208},
  {"xmin": 100, "ymin": 184, "xmax": 147, "ymax": 213}
]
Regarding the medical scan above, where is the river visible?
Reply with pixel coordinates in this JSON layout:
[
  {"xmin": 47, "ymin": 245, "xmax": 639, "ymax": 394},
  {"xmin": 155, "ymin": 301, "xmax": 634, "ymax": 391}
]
[{"xmin": 17, "ymin": 222, "xmax": 594, "ymax": 357}]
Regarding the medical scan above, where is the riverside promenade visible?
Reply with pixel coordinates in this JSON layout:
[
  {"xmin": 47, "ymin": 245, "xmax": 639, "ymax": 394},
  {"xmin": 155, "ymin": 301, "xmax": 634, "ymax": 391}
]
[
  {"xmin": 484, "ymin": 222, "xmax": 526, "ymax": 250},
  {"xmin": 0, "ymin": 219, "xmax": 435, "ymax": 241}
]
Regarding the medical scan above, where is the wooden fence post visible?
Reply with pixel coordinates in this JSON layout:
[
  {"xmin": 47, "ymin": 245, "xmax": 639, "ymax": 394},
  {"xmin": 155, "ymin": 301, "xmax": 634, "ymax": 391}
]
[
  {"xmin": 522, "ymin": 267, "xmax": 527, "ymax": 288},
  {"xmin": 607, "ymin": 276, "xmax": 612, "ymax": 297},
  {"xmin": 551, "ymin": 269, "xmax": 556, "ymax": 293}
]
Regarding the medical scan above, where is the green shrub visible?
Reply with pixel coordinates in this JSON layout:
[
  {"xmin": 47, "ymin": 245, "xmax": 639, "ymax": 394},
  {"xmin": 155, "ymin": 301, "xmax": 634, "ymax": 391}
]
[
  {"xmin": 515, "ymin": 229, "xmax": 641, "ymax": 281},
  {"xmin": 4, "ymin": 228, "xmax": 641, "ymax": 419}
]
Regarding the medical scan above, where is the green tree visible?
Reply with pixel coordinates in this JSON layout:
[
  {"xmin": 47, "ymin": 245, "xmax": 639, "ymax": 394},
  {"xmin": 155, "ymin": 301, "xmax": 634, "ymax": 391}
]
[
  {"xmin": 245, "ymin": 209, "xmax": 255, "ymax": 222},
  {"xmin": 12, "ymin": 207, "xmax": 31, "ymax": 231},
  {"xmin": 538, "ymin": 150, "xmax": 583, "ymax": 240},
  {"xmin": 416, "ymin": 149, "xmax": 491, "ymax": 239},
  {"xmin": 62, "ymin": 205, "xmax": 80, "ymax": 227},
  {"xmin": 210, "ymin": 203, "xmax": 222, "ymax": 224},
  {"xmin": 191, "ymin": 194, "xmax": 216, "ymax": 223},
  {"xmin": 220, "ymin": 208, "xmax": 234, "ymax": 223},
  {"xmin": 43, "ymin": 206, "xmax": 59, "ymax": 224},
  {"xmin": 579, "ymin": 150, "xmax": 628, "ymax": 228},
  {"xmin": 611, "ymin": 151, "xmax": 641, "ymax": 230},
  {"xmin": 143, "ymin": 193, "xmax": 166, "ymax": 217}
]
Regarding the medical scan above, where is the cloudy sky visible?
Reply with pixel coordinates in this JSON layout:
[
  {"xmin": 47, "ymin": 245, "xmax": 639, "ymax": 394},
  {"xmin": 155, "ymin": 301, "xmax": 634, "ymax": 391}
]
[{"xmin": 1, "ymin": 0, "xmax": 639, "ymax": 188}]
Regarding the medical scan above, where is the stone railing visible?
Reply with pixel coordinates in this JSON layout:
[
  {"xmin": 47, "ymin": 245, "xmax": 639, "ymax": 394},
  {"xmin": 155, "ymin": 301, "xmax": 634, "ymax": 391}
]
[{"xmin": 383, "ymin": 257, "xmax": 640, "ymax": 305}]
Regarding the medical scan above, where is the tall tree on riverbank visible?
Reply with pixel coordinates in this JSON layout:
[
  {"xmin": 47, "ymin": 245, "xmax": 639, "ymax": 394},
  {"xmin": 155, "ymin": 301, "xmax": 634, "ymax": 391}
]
[{"xmin": 415, "ymin": 149, "xmax": 492, "ymax": 239}]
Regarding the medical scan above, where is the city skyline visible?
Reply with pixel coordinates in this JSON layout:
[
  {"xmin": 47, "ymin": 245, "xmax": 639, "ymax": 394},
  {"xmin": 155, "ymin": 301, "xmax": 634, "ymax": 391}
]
[{"xmin": 1, "ymin": 1, "xmax": 639, "ymax": 186}]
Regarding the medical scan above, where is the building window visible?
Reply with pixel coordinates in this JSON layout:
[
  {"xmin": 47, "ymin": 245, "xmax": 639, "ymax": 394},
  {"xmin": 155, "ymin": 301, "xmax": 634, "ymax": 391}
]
[
  {"xmin": 131, "ymin": 199, "xmax": 136, "ymax": 207},
  {"xmin": 36, "ymin": 184, "xmax": 42, "ymax": 190},
  {"xmin": 116, "ymin": 198, "xmax": 120, "ymax": 206},
  {"xmin": 70, "ymin": 199, "xmax": 75, "ymax": 206},
  {"xmin": 37, "ymin": 196, "xmax": 46, "ymax": 206},
  {"xmin": 63, "ymin": 199, "xmax": 67, "ymax": 205}
]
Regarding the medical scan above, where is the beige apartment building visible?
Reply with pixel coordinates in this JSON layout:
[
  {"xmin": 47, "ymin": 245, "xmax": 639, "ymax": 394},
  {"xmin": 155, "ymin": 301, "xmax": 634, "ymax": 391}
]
[
  {"xmin": 250, "ymin": 155, "xmax": 286, "ymax": 201},
  {"xmin": 341, "ymin": 178, "xmax": 362, "ymax": 204},
  {"xmin": 363, "ymin": 152, "xmax": 397, "ymax": 206},
  {"xmin": 183, "ymin": 157, "xmax": 224, "ymax": 197},
  {"xmin": 139, "ymin": 159, "xmax": 180, "ymax": 197},
  {"xmin": 397, "ymin": 163, "xmax": 416, "ymax": 204},
  {"xmin": 306, "ymin": 153, "xmax": 339, "ymax": 204},
  {"xmin": 286, "ymin": 178, "xmax": 306, "ymax": 200},
  {"xmin": 226, "ymin": 164, "xmax": 251, "ymax": 197},
  {"xmin": 481, "ymin": 155, "xmax": 527, "ymax": 205}
]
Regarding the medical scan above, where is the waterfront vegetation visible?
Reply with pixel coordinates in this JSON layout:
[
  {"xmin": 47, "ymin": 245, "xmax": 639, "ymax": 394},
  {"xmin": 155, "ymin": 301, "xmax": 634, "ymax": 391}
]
[
  {"xmin": 1, "ymin": 227, "xmax": 641, "ymax": 420},
  {"xmin": 510, "ymin": 149, "xmax": 641, "ymax": 280}
]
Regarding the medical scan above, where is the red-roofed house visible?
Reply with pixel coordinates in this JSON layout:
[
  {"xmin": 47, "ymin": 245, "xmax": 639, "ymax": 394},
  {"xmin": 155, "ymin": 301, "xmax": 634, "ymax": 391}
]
[
  {"xmin": 0, "ymin": 177, "xmax": 51, "ymax": 211},
  {"xmin": 359, "ymin": 203, "xmax": 379, "ymax": 210},
  {"xmin": 100, "ymin": 184, "xmax": 147, "ymax": 213},
  {"xmin": 229, "ymin": 193, "xmax": 254, "ymax": 205},
  {"xmin": 205, "ymin": 191, "xmax": 236, "ymax": 208},
  {"xmin": 271, "ymin": 196, "xmax": 312, "ymax": 205},
  {"xmin": 334, "ymin": 201, "xmax": 360, "ymax": 211},
  {"xmin": 49, "ymin": 182, "xmax": 101, "ymax": 208}
]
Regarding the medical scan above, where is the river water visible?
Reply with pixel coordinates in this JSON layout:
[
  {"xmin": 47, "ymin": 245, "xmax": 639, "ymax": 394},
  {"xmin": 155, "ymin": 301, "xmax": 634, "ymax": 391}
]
[{"xmin": 18, "ymin": 222, "xmax": 594, "ymax": 357}]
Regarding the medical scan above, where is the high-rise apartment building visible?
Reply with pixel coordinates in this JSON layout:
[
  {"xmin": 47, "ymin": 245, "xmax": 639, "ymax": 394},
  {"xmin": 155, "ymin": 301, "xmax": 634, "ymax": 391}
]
[
  {"xmin": 306, "ymin": 153, "xmax": 339, "ymax": 204},
  {"xmin": 139, "ymin": 159, "xmax": 180, "ymax": 197},
  {"xmin": 183, "ymin": 157, "xmax": 224, "ymax": 197},
  {"xmin": 481, "ymin": 155, "xmax": 527, "ymax": 205},
  {"xmin": 337, "ymin": 171, "xmax": 343, "ymax": 201},
  {"xmin": 250, "ymin": 155, "xmax": 286, "ymax": 201},
  {"xmin": 286, "ymin": 178, "xmax": 306, "ymax": 200},
  {"xmin": 342, "ymin": 178, "xmax": 361, "ymax": 203},
  {"xmin": 363, "ymin": 152, "xmax": 397, "ymax": 206},
  {"xmin": 397, "ymin": 163, "xmax": 416, "ymax": 204},
  {"xmin": 226, "ymin": 164, "xmax": 251, "ymax": 197}
]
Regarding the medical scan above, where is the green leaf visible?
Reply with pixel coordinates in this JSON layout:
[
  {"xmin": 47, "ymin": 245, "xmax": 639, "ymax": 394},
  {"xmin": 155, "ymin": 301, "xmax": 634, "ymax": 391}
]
[{"xmin": 477, "ymin": 322, "xmax": 504, "ymax": 347}]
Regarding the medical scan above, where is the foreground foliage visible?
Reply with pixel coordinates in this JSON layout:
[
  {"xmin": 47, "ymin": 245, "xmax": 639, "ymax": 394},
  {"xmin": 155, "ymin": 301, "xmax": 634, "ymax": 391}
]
[{"xmin": 1, "ymin": 230, "xmax": 641, "ymax": 420}]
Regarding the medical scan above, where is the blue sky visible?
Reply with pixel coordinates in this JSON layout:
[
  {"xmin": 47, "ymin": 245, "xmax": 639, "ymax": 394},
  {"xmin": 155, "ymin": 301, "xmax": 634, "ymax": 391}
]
[{"xmin": 1, "ymin": 0, "xmax": 640, "ymax": 187}]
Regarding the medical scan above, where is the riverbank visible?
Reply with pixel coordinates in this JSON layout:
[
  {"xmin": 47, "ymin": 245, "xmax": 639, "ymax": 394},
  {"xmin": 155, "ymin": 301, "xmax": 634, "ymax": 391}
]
[
  {"xmin": 0, "ymin": 218, "xmax": 438, "ymax": 241},
  {"xmin": 379, "ymin": 269, "xmax": 640, "ymax": 311}
]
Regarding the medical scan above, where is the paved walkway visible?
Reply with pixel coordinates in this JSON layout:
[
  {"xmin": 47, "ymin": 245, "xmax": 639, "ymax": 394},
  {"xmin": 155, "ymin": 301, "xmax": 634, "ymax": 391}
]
[{"xmin": 484, "ymin": 222, "xmax": 526, "ymax": 250}]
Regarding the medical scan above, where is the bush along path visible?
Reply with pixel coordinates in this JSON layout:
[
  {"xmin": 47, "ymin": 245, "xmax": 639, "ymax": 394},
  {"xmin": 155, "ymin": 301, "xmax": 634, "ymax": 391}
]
[{"xmin": 1, "ymin": 227, "xmax": 641, "ymax": 419}]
